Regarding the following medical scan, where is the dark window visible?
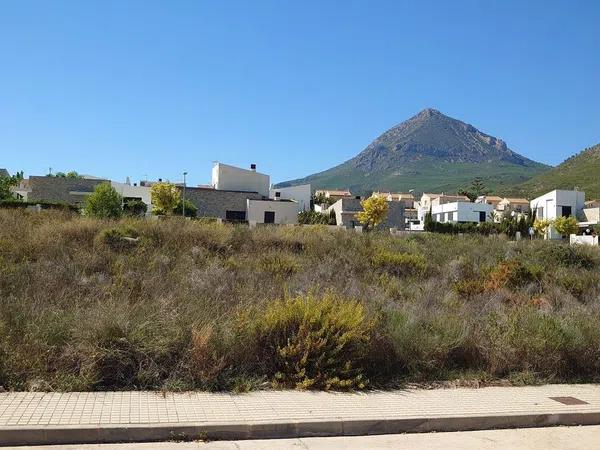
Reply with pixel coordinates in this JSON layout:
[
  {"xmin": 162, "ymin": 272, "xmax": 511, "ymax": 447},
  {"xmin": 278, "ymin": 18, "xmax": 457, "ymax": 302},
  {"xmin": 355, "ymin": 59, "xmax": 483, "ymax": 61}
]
[
  {"xmin": 479, "ymin": 211, "xmax": 486, "ymax": 222},
  {"xmin": 561, "ymin": 206, "xmax": 572, "ymax": 217},
  {"xmin": 264, "ymin": 211, "xmax": 275, "ymax": 224},
  {"xmin": 225, "ymin": 210, "xmax": 246, "ymax": 222}
]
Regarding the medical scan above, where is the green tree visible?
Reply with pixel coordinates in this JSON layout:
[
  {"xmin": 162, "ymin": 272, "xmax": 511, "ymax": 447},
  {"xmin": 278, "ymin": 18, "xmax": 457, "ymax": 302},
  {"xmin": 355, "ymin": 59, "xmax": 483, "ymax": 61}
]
[
  {"xmin": 123, "ymin": 199, "xmax": 148, "ymax": 217},
  {"xmin": 84, "ymin": 182, "xmax": 123, "ymax": 219},
  {"xmin": 459, "ymin": 177, "xmax": 489, "ymax": 202},
  {"xmin": 356, "ymin": 195, "xmax": 388, "ymax": 230},
  {"xmin": 533, "ymin": 218, "xmax": 552, "ymax": 238},
  {"xmin": 174, "ymin": 198, "xmax": 197, "ymax": 217},
  {"xmin": 150, "ymin": 182, "xmax": 180, "ymax": 215},
  {"xmin": 553, "ymin": 216, "xmax": 579, "ymax": 237},
  {"xmin": 0, "ymin": 171, "xmax": 23, "ymax": 201}
]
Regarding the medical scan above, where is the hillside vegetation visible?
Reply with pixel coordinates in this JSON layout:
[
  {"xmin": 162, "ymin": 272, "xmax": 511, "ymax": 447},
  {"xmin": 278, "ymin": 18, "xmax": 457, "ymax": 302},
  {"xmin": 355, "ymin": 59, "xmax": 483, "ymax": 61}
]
[
  {"xmin": 510, "ymin": 143, "xmax": 600, "ymax": 199},
  {"xmin": 1, "ymin": 210, "xmax": 600, "ymax": 392}
]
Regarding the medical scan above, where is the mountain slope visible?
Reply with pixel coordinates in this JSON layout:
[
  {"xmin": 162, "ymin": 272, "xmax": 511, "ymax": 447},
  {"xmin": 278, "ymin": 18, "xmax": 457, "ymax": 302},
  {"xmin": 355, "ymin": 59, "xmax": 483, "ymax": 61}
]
[
  {"xmin": 279, "ymin": 108, "xmax": 549, "ymax": 193},
  {"xmin": 510, "ymin": 143, "xmax": 600, "ymax": 199}
]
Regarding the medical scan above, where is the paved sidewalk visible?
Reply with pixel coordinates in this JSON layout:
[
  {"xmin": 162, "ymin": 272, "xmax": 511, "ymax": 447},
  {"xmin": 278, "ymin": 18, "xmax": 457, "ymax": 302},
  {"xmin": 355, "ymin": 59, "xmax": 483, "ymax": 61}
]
[{"xmin": 2, "ymin": 384, "xmax": 600, "ymax": 445}]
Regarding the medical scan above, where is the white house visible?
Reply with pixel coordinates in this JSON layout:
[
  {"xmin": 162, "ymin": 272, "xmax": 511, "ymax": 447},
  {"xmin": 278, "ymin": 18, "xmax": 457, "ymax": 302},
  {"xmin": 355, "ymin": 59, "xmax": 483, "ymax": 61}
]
[
  {"xmin": 269, "ymin": 184, "xmax": 311, "ymax": 212},
  {"xmin": 417, "ymin": 193, "xmax": 470, "ymax": 225},
  {"xmin": 211, "ymin": 162, "xmax": 270, "ymax": 197},
  {"xmin": 111, "ymin": 181, "xmax": 153, "ymax": 213},
  {"xmin": 530, "ymin": 189, "xmax": 586, "ymax": 239},
  {"xmin": 431, "ymin": 201, "xmax": 494, "ymax": 224},
  {"xmin": 247, "ymin": 198, "xmax": 298, "ymax": 226}
]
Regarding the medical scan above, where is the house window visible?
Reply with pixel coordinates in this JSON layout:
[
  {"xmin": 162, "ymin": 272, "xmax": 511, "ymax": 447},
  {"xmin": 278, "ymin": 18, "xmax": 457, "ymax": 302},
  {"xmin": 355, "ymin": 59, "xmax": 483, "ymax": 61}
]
[
  {"xmin": 447, "ymin": 211, "xmax": 454, "ymax": 221},
  {"xmin": 264, "ymin": 211, "xmax": 275, "ymax": 224},
  {"xmin": 225, "ymin": 210, "xmax": 246, "ymax": 222},
  {"xmin": 478, "ymin": 211, "xmax": 486, "ymax": 222},
  {"xmin": 537, "ymin": 207, "xmax": 544, "ymax": 219},
  {"xmin": 561, "ymin": 206, "xmax": 572, "ymax": 217}
]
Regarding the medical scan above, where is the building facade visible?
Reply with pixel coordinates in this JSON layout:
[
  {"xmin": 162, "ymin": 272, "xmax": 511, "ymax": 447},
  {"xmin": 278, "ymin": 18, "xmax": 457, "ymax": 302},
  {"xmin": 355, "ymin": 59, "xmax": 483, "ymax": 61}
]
[
  {"xmin": 327, "ymin": 198, "xmax": 405, "ymax": 230},
  {"xmin": 530, "ymin": 189, "xmax": 586, "ymax": 239},
  {"xmin": 431, "ymin": 201, "xmax": 494, "ymax": 223},
  {"xmin": 270, "ymin": 184, "xmax": 311, "ymax": 212},
  {"xmin": 211, "ymin": 163, "xmax": 270, "ymax": 197},
  {"xmin": 247, "ymin": 199, "xmax": 299, "ymax": 225}
]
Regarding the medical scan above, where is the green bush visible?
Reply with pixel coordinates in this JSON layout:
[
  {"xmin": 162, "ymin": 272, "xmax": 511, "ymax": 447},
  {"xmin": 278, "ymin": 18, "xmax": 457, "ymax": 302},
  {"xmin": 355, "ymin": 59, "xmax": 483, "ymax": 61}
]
[
  {"xmin": 123, "ymin": 199, "xmax": 147, "ymax": 217},
  {"xmin": 84, "ymin": 182, "xmax": 123, "ymax": 219},
  {"xmin": 298, "ymin": 210, "xmax": 329, "ymax": 225},
  {"xmin": 386, "ymin": 311, "xmax": 478, "ymax": 376},
  {"xmin": 174, "ymin": 199, "xmax": 198, "ymax": 218},
  {"xmin": 257, "ymin": 253, "xmax": 300, "ymax": 277},
  {"xmin": 373, "ymin": 250, "xmax": 427, "ymax": 276},
  {"xmin": 242, "ymin": 294, "xmax": 374, "ymax": 390}
]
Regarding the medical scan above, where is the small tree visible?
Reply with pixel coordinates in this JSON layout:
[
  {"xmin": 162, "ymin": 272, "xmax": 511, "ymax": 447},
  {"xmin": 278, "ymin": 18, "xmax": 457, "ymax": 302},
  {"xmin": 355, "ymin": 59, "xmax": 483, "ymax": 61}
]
[
  {"xmin": 84, "ymin": 182, "xmax": 123, "ymax": 219},
  {"xmin": 123, "ymin": 199, "xmax": 148, "ymax": 217},
  {"xmin": 150, "ymin": 182, "xmax": 180, "ymax": 215},
  {"xmin": 459, "ymin": 177, "xmax": 489, "ymax": 202},
  {"xmin": 174, "ymin": 198, "xmax": 197, "ymax": 217},
  {"xmin": 553, "ymin": 216, "xmax": 578, "ymax": 238},
  {"xmin": 533, "ymin": 218, "xmax": 552, "ymax": 239},
  {"xmin": 356, "ymin": 195, "xmax": 388, "ymax": 230}
]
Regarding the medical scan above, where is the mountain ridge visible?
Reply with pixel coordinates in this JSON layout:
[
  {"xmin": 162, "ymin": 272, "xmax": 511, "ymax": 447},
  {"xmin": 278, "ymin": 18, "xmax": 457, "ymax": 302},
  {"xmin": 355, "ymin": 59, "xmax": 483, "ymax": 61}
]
[
  {"xmin": 509, "ymin": 143, "xmax": 600, "ymax": 199},
  {"xmin": 278, "ymin": 108, "xmax": 549, "ymax": 194}
]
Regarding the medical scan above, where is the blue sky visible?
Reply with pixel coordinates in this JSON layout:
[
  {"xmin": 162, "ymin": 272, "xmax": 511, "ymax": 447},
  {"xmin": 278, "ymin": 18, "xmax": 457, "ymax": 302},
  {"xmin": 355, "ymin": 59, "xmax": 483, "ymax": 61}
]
[{"xmin": 1, "ymin": 0, "xmax": 599, "ymax": 185}]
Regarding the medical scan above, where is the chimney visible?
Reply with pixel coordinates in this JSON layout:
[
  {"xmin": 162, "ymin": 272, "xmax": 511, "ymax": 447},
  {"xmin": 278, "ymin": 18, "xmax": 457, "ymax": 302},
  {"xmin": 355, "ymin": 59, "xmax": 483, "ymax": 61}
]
[
  {"xmin": 250, "ymin": 164, "xmax": 256, "ymax": 171},
  {"xmin": 274, "ymin": 191, "xmax": 281, "ymax": 201}
]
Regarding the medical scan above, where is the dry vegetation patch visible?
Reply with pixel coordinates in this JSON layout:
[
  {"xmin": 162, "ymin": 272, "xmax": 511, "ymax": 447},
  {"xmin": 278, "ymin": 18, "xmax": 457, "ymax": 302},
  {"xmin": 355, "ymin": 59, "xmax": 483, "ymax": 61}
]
[{"xmin": 1, "ymin": 209, "xmax": 600, "ymax": 391}]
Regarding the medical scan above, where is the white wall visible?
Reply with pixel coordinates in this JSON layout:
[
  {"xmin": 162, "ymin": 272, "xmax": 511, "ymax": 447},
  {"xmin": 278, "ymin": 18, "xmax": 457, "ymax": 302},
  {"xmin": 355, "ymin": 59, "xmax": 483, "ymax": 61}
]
[
  {"xmin": 212, "ymin": 163, "xmax": 270, "ymax": 197},
  {"xmin": 431, "ymin": 202, "xmax": 494, "ymax": 223},
  {"xmin": 247, "ymin": 199, "xmax": 298, "ymax": 224},
  {"xmin": 530, "ymin": 190, "xmax": 586, "ymax": 221},
  {"xmin": 270, "ymin": 184, "xmax": 311, "ymax": 212},
  {"xmin": 111, "ymin": 182, "xmax": 153, "ymax": 212},
  {"xmin": 530, "ymin": 190, "xmax": 586, "ymax": 239}
]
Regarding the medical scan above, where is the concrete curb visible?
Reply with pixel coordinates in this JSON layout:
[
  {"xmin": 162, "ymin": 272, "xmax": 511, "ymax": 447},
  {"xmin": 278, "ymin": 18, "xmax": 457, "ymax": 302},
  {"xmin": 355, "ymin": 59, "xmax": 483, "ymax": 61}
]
[{"xmin": 2, "ymin": 411, "xmax": 600, "ymax": 446}]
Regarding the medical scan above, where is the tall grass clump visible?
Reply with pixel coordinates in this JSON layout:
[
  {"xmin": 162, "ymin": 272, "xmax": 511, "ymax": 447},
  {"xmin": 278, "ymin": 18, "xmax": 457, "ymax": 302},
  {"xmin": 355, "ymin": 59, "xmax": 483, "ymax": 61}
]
[{"xmin": 241, "ymin": 294, "xmax": 374, "ymax": 390}]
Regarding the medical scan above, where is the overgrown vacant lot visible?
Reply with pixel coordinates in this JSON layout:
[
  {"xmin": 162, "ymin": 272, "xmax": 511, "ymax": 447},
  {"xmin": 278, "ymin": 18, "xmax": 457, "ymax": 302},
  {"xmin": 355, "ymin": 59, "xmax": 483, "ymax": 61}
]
[{"xmin": 1, "ymin": 210, "xmax": 600, "ymax": 392}]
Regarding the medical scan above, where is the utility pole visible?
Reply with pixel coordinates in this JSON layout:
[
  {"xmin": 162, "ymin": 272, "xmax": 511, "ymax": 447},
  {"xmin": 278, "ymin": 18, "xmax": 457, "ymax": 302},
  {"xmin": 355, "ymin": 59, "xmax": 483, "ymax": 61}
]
[{"xmin": 182, "ymin": 172, "xmax": 188, "ymax": 217}]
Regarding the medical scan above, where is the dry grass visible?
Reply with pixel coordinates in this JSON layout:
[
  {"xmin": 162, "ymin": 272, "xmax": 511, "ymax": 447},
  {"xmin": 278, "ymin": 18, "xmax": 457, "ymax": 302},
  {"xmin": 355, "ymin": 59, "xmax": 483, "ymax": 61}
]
[{"xmin": 1, "ymin": 209, "xmax": 600, "ymax": 391}]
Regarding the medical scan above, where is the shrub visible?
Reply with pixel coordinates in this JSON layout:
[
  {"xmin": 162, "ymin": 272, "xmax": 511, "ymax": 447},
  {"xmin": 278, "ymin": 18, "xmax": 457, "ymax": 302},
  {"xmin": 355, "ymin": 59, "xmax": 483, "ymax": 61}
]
[
  {"xmin": 453, "ymin": 279, "xmax": 486, "ymax": 299},
  {"xmin": 258, "ymin": 253, "xmax": 300, "ymax": 277},
  {"xmin": 174, "ymin": 199, "xmax": 198, "ymax": 218},
  {"xmin": 298, "ymin": 210, "xmax": 329, "ymax": 225},
  {"xmin": 151, "ymin": 183, "xmax": 180, "ymax": 215},
  {"xmin": 553, "ymin": 216, "xmax": 579, "ymax": 237},
  {"xmin": 373, "ymin": 250, "xmax": 427, "ymax": 277},
  {"xmin": 243, "ymin": 294, "xmax": 374, "ymax": 390},
  {"xmin": 386, "ymin": 311, "xmax": 478, "ymax": 376},
  {"xmin": 123, "ymin": 199, "xmax": 147, "ymax": 217},
  {"xmin": 485, "ymin": 260, "xmax": 543, "ymax": 291},
  {"xmin": 84, "ymin": 182, "xmax": 123, "ymax": 219}
]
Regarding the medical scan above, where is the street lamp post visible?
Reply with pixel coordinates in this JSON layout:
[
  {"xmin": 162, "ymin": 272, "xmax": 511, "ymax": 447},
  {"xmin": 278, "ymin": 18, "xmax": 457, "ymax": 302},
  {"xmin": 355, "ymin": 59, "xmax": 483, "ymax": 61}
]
[{"xmin": 182, "ymin": 172, "xmax": 188, "ymax": 218}]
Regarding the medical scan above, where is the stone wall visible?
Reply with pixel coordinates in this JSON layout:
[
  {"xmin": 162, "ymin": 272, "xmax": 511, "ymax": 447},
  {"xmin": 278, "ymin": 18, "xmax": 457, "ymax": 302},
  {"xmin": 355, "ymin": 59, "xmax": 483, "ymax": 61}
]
[
  {"xmin": 28, "ymin": 176, "xmax": 109, "ymax": 205},
  {"xmin": 183, "ymin": 187, "xmax": 263, "ymax": 220}
]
